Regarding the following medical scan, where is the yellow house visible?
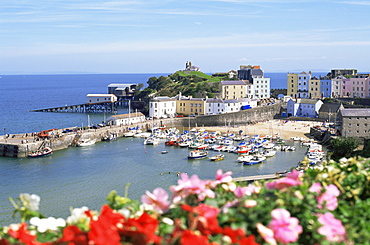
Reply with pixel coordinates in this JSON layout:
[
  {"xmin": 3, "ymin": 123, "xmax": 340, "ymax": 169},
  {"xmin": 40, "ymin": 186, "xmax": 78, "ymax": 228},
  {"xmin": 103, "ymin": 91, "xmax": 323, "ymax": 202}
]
[
  {"xmin": 287, "ymin": 73, "xmax": 298, "ymax": 98},
  {"xmin": 176, "ymin": 95, "xmax": 206, "ymax": 116},
  {"xmin": 309, "ymin": 77, "xmax": 321, "ymax": 99},
  {"xmin": 220, "ymin": 80, "xmax": 247, "ymax": 100}
]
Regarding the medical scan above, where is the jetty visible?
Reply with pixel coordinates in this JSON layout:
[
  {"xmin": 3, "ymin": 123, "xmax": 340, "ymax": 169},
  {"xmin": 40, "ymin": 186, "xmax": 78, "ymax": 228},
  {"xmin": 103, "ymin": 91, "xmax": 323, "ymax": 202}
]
[
  {"xmin": 30, "ymin": 102, "xmax": 118, "ymax": 113},
  {"xmin": 232, "ymin": 172, "xmax": 286, "ymax": 182}
]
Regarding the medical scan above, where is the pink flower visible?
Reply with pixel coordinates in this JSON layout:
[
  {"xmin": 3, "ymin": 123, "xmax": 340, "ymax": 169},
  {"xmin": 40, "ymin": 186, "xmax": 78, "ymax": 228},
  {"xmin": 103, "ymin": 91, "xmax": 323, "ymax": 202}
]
[
  {"xmin": 309, "ymin": 183, "xmax": 340, "ymax": 211},
  {"xmin": 266, "ymin": 169, "xmax": 303, "ymax": 190},
  {"xmin": 141, "ymin": 187, "xmax": 170, "ymax": 213},
  {"xmin": 318, "ymin": 212, "xmax": 346, "ymax": 242},
  {"xmin": 233, "ymin": 184, "xmax": 259, "ymax": 197},
  {"xmin": 256, "ymin": 223, "xmax": 277, "ymax": 245},
  {"xmin": 215, "ymin": 169, "xmax": 233, "ymax": 184},
  {"xmin": 170, "ymin": 173, "xmax": 215, "ymax": 203},
  {"xmin": 268, "ymin": 209, "xmax": 302, "ymax": 244}
]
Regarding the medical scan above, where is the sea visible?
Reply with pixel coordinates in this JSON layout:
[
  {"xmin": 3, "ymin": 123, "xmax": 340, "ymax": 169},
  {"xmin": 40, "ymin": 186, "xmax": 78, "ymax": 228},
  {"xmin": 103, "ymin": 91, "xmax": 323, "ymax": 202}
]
[{"xmin": 0, "ymin": 73, "xmax": 315, "ymax": 226}]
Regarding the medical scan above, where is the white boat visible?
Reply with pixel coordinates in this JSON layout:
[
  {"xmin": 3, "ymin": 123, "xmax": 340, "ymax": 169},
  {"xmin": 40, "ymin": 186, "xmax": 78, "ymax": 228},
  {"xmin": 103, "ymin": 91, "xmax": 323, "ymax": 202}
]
[
  {"xmin": 77, "ymin": 138, "xmax": 96, "ymax": 147},
  {"xmin": 28, "ymin": 147, "xmax": 53, "ymax": 157},
  {"xmin": 262, "ymin": 143, "xmax": 275, "ymax": 149},
  {"xmin": 263, "ymin": 150, "xmax": 276, "ymax": 157},
  {"xmin": 144, "ymin": 137, "xmax": 160, "ymax": 145},
  {"xmin": 237, "ymin": 154, "xmax": 253, "ymax": 163},
  {"xmin": 123, "ymin": 131, "xmax": 135, "ymax": 137},
  {"xmin": 188, "ymin": 150, "xmax": 208, "ymax": 160},
  {"xmin": 243, "ymin": 155, "xmax": 266, "ymax": 165},
  {"xmin": 209, "ymin": 154, "xmax": 225, "ymax": 161}
]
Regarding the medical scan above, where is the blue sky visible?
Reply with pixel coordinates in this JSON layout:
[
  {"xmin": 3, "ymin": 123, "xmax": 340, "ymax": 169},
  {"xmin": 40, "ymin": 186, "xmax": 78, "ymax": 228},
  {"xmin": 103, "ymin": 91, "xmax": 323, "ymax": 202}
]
[{"xmin": 1, "ymin": 0, "xmax": 370, "ymax": 74}]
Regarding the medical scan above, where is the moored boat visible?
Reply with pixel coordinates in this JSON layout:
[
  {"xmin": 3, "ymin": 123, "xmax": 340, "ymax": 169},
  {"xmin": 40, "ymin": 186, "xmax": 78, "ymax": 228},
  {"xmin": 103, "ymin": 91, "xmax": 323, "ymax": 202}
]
[
  {"xmin": 243, "ymin": 155, "xmax": 266, "ymax": 165},
  {"xmin": 77, "ymin": 138, "xmax": 96, "ymax": 147},
  {"xmin": 209, "ymin": 154, "xmax": 225, "ymax": 161},
  {"xmin": 188, "ymin": 150, "xmax": 208, "ymax": 160},
  {"xmin": 28, "ymin": 147, "xmax": 53, "ymax": 157}
]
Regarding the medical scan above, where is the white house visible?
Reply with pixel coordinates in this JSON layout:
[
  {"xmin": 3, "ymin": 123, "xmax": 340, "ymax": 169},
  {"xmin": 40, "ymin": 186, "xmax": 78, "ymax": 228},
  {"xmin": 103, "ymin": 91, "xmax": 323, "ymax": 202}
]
[
  {"xmin": 238, "ymin": 98, "xmax": 258, "ymax": 108},
  {"xmin": 86, "ymin": 94, "xmax": 117, "ymax": 104},
  {"xmin": 205, "ymin": 98, "xmax": 224, "ymax": 115},
  {"xmin": 253, "ymin": 77, "xmax": 271, "ymax": 99},
  {"xmin": 106, "ymin": 112, "xmax": 145, "ymax": 126},
  {"xmin": 224, "ymin": 99, "xmax": 241, "ymax": 113},
  {"xmin": 287, "ymin": 98, "xmax": 323, "ymax": 118},
  {"xmin": 149, "ymin": 97, "xmax": 177, "ymax": 118}
]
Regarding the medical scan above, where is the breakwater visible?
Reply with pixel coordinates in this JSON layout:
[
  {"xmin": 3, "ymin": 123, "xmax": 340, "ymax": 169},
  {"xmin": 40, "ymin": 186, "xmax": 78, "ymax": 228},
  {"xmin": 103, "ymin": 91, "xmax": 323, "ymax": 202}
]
[{"xmin": 0, "ymin": 104, "xmax": 282, "ymax": 158}]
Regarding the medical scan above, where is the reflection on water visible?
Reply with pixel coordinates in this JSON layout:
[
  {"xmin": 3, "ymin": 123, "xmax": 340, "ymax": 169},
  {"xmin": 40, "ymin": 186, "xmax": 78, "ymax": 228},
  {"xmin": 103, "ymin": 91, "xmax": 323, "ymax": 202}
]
[{"xmin": 0, "ymin": 137, "xmax": 309, "ymax": 225}]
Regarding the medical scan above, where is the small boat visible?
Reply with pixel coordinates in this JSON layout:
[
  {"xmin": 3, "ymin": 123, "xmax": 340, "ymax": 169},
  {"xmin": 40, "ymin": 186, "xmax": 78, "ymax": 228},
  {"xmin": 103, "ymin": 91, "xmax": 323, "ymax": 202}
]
[
  {"xmin": 161, "ymin": 150, "xmax": 169, "ymax": 154},
  {"xmin": 237, "ymin": 154, "xmax": 253, "ymax": 163},
  {"xmin": 188, "ymin": 150, "xmax": 208, "ymax": 160},
  {"xmin": 101, "ymin": 134, "xmax": 117, "ymax": 141},
  {"xmin": 263, "ymin": 150, "xmax": 277, "ymax": 157},
  {"xmin": 209, "ymin": 154, "xmax": 225, "ymax": 161},
  {"xmin": 77, "ymin": 138, "xmax": 96, "ymax": 147},
  {"xmin": 243, "ymin": 155, "xmax": 266, "ymax": 165},
  {"xmin": 144, "ymin": 136, "xmax": 160, "ymax": 145},
  {"xmin": 28, "ymin": 147, "xmax": 53, "ymax": 157}
]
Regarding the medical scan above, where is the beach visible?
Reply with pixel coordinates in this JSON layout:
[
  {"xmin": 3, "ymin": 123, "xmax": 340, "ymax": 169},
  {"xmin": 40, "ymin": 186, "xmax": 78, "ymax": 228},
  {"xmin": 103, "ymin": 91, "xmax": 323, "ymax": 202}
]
[{"xmin": 194, "ymin": 119, "xmax": 322, "ymax": 140}]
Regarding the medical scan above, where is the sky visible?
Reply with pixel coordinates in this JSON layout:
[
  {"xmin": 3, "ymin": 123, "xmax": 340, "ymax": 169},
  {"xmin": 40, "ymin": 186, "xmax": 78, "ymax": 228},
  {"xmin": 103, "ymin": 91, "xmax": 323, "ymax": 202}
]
[{"xmin": 1, "ymin": 0, "xmax": 370, "ymax": 74}]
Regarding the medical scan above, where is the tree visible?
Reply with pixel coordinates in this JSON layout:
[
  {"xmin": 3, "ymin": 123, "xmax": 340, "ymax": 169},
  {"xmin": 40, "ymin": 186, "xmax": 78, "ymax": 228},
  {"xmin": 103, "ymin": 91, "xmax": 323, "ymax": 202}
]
[{"xmin": 330, "ymin": 137, "xmax": 359, "ymax": 160}]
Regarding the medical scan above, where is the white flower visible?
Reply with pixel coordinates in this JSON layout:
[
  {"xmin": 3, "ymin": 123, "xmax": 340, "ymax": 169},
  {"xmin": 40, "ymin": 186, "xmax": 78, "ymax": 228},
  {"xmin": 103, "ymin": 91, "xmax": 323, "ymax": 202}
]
[
  {"xmin": 30, "ymin": 217, "xmax": 66, "ymax": 233},
  {"xmin": 66, "ymin": 206, "xmax": 89, "ymax": 224},
  {"xmin": 19, "ymin": 193, "xmax": 40, "ymax": 211}
]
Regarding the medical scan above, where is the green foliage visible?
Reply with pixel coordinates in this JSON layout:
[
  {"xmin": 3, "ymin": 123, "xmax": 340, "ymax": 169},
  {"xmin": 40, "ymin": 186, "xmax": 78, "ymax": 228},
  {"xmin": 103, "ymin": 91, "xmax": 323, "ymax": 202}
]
[{"xmin": 330, "ymin": 137, "xmax": 360, "ymax": 161}]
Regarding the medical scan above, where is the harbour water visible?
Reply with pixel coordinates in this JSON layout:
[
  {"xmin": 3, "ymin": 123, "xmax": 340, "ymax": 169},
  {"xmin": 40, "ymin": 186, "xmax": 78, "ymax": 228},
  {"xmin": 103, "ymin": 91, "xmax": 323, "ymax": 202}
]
[{"xmin": 0, "ymin": 73, "xmax": 312, "ymax": 225}]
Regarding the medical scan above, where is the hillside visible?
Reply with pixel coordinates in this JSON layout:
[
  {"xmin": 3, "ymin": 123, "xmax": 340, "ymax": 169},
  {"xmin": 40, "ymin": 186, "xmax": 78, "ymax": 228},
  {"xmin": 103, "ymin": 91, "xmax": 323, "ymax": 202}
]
[{"xmin": 135, "ymin": 71, "xmax": 232, "ymax": 102}]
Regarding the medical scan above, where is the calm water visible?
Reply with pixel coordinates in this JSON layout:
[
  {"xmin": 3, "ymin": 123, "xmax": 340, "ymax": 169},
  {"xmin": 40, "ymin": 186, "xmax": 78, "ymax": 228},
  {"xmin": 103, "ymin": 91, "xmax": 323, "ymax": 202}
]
[{"xmin": 0, "ymin": 73, "xmax": 307, "ymax": 225}]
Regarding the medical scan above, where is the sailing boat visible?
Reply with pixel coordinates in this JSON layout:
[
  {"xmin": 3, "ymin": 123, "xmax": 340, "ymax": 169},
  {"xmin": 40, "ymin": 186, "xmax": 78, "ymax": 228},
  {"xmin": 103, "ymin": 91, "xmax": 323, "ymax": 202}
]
[{"xmin": 123, "ymin": 100, "xmax": 135, "ymax": 137}]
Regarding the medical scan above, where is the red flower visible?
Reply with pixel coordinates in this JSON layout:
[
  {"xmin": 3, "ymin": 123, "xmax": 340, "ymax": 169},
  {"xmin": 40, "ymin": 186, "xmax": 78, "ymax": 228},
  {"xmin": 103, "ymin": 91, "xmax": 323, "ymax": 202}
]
[
  {"xmin": 88, "ymin": 205, "xmax": 124, "ymax": 245},
  {"xmin": 182, "ymin": 204, "xmax": 222, "ymax": 236},
  {"xmin": 222, "ymin": 227, "xmax": 259, "ymax": 245},
  {"xmin": 59, "ymin": 225, "xmax": 88, "ymax": 245},
  {"xmin": 180, "ymin": 230, "xmax": 209, "ymax": 245},
  {"xmin": 7, "ymin": 223, "xmax": 39, "ymax": 245},
  {"xmin": 119, "ymin": 212, "xmax": 161, "ymax": 245}
]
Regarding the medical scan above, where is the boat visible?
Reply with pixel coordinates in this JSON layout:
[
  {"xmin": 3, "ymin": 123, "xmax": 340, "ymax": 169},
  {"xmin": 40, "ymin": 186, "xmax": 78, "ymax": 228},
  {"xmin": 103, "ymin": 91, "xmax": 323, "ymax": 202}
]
[
  {"xmin": 101, "ymin": 134, "xmax": 117, "ymax": 141},
  {"xmin": 77, "ymin": 138, "xmax": 96, "ymax": 147},
  {"xmin": 209, "ymin": 154, "xmax": 225, "ymax": 161},
  {"xmin": 143, "ymin": 136, "xmax": 161, "ymax": 145},
  {"xmin": 188, "ymin": 150, "xmax": 208, "ymax": 160},
  {"xmin": 243, "ymin": 155, "xmax": 266, "ymax": 165},
  {"xmin": 28, "ymin": 147, "xmax": 53, "ymax": 157},
  {"xmin": 161, "ymin": 150, "xmax": 169, "ymax": 154},
  {"xmin": 237, "ymin": 154, "xmax": 253, "ymax": 163},
  {"xmin": 263, "ymin": 150, "xmax": 277, "ymax": 157}
]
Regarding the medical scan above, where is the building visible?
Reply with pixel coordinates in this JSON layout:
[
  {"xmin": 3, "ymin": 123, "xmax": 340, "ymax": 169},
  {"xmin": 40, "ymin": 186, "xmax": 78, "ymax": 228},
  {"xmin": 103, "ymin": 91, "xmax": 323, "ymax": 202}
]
[
  {"xmin": 320, "ymin": 78, "xmax": 332, "ymax": 98},
  {"xmin": 287, "ymin": 98, "xmax": 323, "ymax": 118},
  {"xmin": 176, "ymin": 95, "xmax": 206, "ymax": 116},
  {"xmin": 308, "ymin": 77, "xmax": 321, "ymax": 99},
  {"xmin": 337, "ymin": 109, "xmax": 370, "ymax": 138},
  {"xmin": 148, "ymin": 97, "xmax": 177, "ymax": 119},
  {"xmin": 106, "ymin": 112, "xmax": 145, "ymax": 126},
  {"xmin": 330, "ymin": 69, "xmax": 357, "ymax": 78},
  {"xmin": 86, "ymin": 94, "xmax": 117, "ymax": 104},
  {"xmin": 223, "ymin": 99, "xmax": 241, "ymax": 113},
  {"xmin": 287, "ymin": 72, "xmax": 312, "ymax": 99},
  {"xmin": 318, "ymin": 103, "xmax": 344, "ymax": 122},
  {"xmin": 107, "ymin": 84, "xmax": 137, "ymax": 101},
  {"xmin": 237, "ymin": 65, "xmax": 270, "ymax": 99},
  {"xmin": 220, "ymin": 80, "xmax": 247, "ymax": 100},
  {"xmin": 205, "ymin": 98, "xmax": 224, "ymax": 115}
]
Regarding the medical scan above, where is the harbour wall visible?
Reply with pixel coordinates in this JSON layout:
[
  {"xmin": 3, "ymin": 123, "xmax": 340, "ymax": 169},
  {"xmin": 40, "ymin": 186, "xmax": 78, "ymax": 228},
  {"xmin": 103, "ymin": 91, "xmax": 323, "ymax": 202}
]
[{"xmin": 0, "ymin": 104, "xmax": 282, "ymax": 158}]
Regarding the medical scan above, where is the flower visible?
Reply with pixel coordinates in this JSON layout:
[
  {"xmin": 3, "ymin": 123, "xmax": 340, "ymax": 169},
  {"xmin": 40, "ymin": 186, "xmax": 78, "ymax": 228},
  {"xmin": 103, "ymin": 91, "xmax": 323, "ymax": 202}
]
[
  {"xmin": 7, "ymin": 223, "xmax": 36, "ymax": 244},
  {"xmin": 214, "ymin": 169, "xmax": 233, "ymax": 184},
  {"xmin": 309, "ymin": 183, "xmax": 340, "ymax": 210},
  {"xmin": 19, "ymin": 193, "xmax": 40, "ymax": 211},
  {"xmin": 256, "ymin": 223, "xmax": 276, "ymax": 245},
  {"xmin": 30, "ymin": 217, "xmax": 66, "ymax": 233},
  {"xmin": 141, "ymin": 187, "xmax": 170, "ymax": 213},
  {"xmin": 59, "ymin": 225, "xmax": 89, "ymax": 245},
  {"xmin": 317, "ymin": 212, "xmax": 346, "ymax": 242},
  {"xmin": 268, "ymin": 209, "xmax": 302, "ymax": 244},
  {"xmin": 266, "ymin": 170, "xmax": 302, "ymax": 190},
  {"xmin": 222, "ymin": 227, "xmax": 259, "ymax": 245},
  {"xmin": 180, "ymin": 230, "xmax": 209, "ymax": 245},
  {"xmin": 66, "ymin": 206, "xmax": 90, "ymax": 225},
  {"xmin": 170, "ymin": 173, "xmax": 215, "ymax": 203}
]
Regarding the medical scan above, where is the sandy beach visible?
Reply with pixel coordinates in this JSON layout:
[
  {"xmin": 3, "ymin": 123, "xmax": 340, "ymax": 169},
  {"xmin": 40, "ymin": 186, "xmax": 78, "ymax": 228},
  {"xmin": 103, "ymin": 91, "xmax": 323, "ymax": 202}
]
[{"xmin": 194, "ymin": 119, "xmax": 323, "ymax": 140}]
